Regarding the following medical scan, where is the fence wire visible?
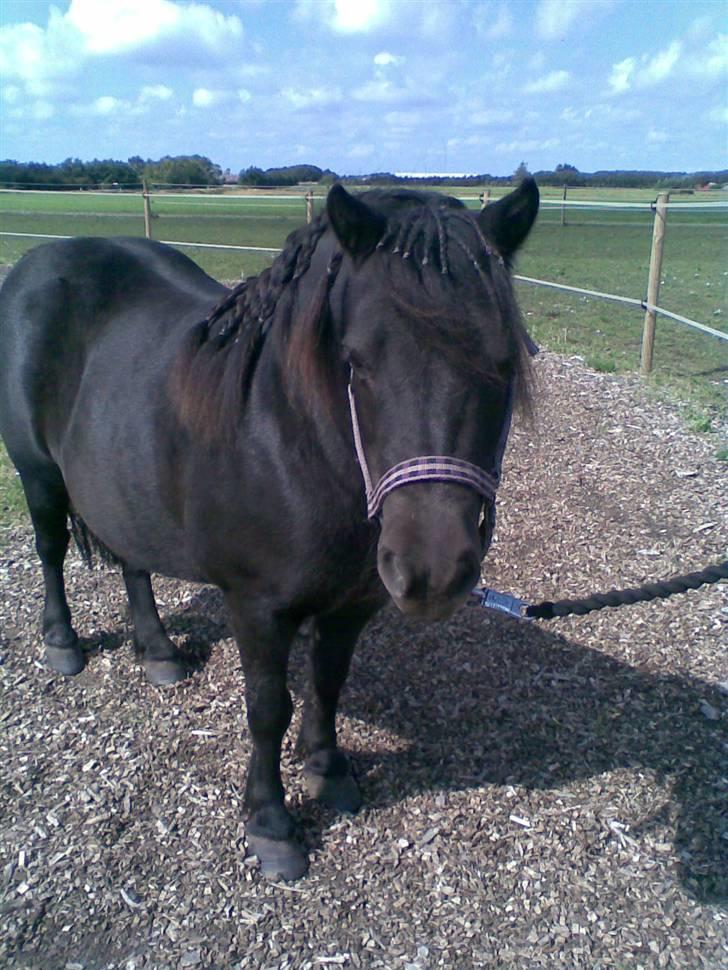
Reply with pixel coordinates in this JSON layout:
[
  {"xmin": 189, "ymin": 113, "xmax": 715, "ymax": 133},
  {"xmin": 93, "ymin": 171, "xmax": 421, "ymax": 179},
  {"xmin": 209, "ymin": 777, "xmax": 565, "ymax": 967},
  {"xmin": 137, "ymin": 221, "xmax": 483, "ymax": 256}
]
[{"xmin": 1, "ymin": 190, "xmax": 726, "ymax": 348}]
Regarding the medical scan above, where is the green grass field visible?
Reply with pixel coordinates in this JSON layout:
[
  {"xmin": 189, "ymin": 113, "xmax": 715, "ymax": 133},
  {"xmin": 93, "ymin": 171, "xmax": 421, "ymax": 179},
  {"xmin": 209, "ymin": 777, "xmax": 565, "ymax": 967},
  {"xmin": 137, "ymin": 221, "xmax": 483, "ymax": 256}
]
[
  {"xmin": 1, "ymin": 185, "xmax": 726, "ymax": 407},
  {"xmin": 1, "ymin": 184, "xmax": 726, "ymax": 528}
]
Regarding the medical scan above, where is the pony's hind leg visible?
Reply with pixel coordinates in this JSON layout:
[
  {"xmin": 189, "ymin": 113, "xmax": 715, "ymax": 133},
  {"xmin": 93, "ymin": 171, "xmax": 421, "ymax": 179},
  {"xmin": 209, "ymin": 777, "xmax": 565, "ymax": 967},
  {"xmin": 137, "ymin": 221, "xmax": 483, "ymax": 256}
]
[
  {"xmin": 19, "ymin": 466, "xmax": 84, "ymax": 675},
  {"xmin": 122, "ymin": 566, "xmax": 187, "ymax": 686},
  {"xmin": 296, "ymin": 606, "xmax": 374, "ymax": 814}
]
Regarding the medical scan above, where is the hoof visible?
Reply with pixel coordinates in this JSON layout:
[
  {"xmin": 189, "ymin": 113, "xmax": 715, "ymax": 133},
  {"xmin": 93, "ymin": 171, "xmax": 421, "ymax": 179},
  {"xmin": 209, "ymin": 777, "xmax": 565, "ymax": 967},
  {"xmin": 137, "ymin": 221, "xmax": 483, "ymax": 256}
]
[
  {"xmin": 45, "ymin": 643, "xmax": 85, "ymax": 676},
  {"xmin": 304, "ymin": 768, "xmax": 363, "ymax": 814},
  {"xmin": 246, "ymin": 833, "xmax": 309, "ymax": 881},
  {"xmin": 143, "ymin": 657, "xmax": 187, "ymax": 686}
]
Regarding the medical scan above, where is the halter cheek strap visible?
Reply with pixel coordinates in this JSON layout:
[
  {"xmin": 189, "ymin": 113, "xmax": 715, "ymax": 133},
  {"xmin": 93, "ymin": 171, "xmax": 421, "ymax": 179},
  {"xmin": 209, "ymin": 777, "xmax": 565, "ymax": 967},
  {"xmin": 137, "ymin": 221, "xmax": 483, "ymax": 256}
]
[{"xmin": 347, "ymin": 371, "xmax": 510, "ymax": 519}]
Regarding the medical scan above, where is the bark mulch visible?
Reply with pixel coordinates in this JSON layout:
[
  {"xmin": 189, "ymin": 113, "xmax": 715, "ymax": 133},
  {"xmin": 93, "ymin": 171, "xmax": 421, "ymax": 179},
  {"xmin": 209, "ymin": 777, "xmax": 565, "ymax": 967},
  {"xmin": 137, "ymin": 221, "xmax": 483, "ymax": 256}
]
[{"xmin": 1, "ymin": 351, "xmax": 726, "ymax": 969}]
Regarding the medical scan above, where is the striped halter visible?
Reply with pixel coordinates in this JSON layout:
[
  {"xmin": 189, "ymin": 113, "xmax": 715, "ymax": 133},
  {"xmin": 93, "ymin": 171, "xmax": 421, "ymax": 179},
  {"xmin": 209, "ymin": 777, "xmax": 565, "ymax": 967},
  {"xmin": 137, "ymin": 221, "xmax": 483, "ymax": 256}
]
[{"xmin": 347, "ymin": 371, "xmax": 512, "ymax": 520}]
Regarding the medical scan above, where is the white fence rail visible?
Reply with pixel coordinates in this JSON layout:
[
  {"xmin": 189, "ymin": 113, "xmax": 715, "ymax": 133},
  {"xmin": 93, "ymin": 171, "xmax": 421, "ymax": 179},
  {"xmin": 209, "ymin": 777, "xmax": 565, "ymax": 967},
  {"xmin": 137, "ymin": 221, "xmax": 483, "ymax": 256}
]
[
  {"xmin": 2, "ymin": 187, "xmax": 727, "ymax": 371},
  {"xmin": 2, "ymin": 186, "xmax": 727, "ymax": 209}
]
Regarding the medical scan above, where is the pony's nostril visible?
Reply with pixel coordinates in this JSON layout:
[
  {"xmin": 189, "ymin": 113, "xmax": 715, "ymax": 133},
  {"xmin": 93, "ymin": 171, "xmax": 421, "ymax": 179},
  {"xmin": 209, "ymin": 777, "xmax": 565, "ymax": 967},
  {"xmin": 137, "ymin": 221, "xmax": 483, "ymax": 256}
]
[
  {"xmin": 378, "ymin": 547, "xmax": 427, "ymax": 601},
  {"xmin": 378, "ymin": 547, "xmax": 407, "ymax": 598},
  {"xmin": 379, "ymin": 545, "xmax": 478, "ymax": 606},
  {"xmin": 446, "ymin": 552, "xmax": 481, "ymax": 598}
]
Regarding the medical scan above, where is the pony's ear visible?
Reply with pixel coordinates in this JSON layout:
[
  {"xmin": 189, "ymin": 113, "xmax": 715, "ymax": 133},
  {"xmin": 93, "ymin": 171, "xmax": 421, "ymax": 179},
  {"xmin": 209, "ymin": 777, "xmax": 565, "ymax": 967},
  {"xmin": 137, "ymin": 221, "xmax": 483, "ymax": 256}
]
[
  {"xmin": 327, "ymin": 184, "xmax": 386, "ymax": 260},
  {"xmin": 477, "ymin": 177, "xmax": 539, "ymax": 266}
]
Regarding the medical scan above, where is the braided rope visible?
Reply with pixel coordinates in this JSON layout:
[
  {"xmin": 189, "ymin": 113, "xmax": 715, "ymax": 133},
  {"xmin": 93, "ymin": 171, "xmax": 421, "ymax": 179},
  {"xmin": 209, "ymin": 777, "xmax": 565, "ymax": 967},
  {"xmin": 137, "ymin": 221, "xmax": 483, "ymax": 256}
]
[{"xmin": 525, "ymin": 561, "xmax": 728, "ymax": 620}]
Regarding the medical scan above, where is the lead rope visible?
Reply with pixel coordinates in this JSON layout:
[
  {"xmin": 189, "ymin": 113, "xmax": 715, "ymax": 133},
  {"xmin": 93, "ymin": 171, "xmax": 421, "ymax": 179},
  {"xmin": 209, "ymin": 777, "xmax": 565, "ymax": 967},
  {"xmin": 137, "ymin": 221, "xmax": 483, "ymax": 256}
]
[{"xmin": 472, "ymin": 560, "xmax": 728, "ymax": 621}]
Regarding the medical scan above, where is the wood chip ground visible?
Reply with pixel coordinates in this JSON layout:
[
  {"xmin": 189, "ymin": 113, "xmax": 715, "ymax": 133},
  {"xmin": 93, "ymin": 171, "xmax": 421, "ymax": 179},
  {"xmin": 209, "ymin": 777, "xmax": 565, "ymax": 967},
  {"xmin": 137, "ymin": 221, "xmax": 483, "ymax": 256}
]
[{"xmin": 1, "ymin": 352, "xmax": 726, "ymax": 969}]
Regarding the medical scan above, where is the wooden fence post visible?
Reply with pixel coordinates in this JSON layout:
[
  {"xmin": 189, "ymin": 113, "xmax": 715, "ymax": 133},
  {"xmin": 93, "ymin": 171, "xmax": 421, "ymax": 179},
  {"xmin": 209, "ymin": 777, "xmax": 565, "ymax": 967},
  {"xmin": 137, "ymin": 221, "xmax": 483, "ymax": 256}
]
[
  {"xmin": 560, "ymin": 183, "xmax": 567, "ymax": 227},
  {"xmin": 479, "ymin": 189, "xmax": 491, "ymax": 209},
  {"xmin": 142, "ymin": 180, "xmax": 153, "ymax": 239},
  {"xmin": 305, "ymin": 190, "xmax": 314, "ymax": 224},
  {"xmin": 640, "ymin": 191, "xmax": 670, "ymax": 376}
]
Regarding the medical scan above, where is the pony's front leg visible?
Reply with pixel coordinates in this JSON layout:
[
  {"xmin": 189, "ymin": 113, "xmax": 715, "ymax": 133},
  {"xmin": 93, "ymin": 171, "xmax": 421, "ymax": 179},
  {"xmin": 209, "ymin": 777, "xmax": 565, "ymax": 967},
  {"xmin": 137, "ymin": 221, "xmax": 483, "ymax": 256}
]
[
  {"xmin": 296, "ymin": 606, "xmax": 375, "ymax": 813},
  {"xmin": 225, "ymin": 595, "xmax": 306, "ymax": 881}
]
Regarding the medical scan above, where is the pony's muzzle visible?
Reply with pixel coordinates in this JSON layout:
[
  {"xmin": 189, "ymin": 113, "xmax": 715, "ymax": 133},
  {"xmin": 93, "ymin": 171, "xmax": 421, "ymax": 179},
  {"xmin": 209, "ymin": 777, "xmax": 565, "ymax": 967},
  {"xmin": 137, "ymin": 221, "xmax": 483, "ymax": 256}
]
[
  {"xmin": 378, "ymin": 546, "xmax": 481, "ymax": 620},
  {"xmin": 376, "ymin": 484, "xmax": 482, "ymax": 621}
]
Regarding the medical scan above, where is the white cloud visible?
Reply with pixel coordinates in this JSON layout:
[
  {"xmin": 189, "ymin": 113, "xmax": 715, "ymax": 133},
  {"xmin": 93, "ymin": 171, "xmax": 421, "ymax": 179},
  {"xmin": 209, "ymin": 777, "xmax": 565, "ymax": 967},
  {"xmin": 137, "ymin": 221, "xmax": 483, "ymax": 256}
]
[
  {"xmin": 495, "ymin": 137, "xmax": 559, "ymax": 153},
  {"xmin": 347, "ymin": 143, "xmax": 375, "ymax": 158},
  {"xmin": 706, "ymin": 105, "xmax": 728, "ymax": 125},
  {"xmin": 608, "ymin": 56, "xmax": 636, "ymax": 94},
  {"xmin": 192, "ymin": 88, "xmax": 228, "ymax": 108},
  {"xmin": 374, "ymin": 51, "xmax": 403, "ymax": 67},
  {"xmin": 282, "ymin": 86, "xmax": 342, "ymax": 109},
  {"xmin": 609, "ymin": 39, "xmax": 685, "ymax": 95},
  {"xmin": 336, "ymin": 0, "xmax": 385, "ymax": 32},
  {"xmin": 535, "ymin": 0, "xmax": 601, "ymax": 40},
  {"xmin": 0, "ymin": 13, "xmax": 83, "ymax": 84},
  {"xmin": 523, "ymin": 69, "xmax": 570, "ymax": 93},
  {"xmin": 11, "ymin": 100, "xmax": 57, "ymax": 121},
  {"xmin": 685, "ymin": 33, "xmax": 727, "ymax": 79},
  {"xmin": 25, "ymin": 78, "xmax": 65, "ymax": 100},
  {"xmin": 561, "ymin": 103, "xmax": 640, "ymax": 124},
  {"xmin": 647, "ymin": 128, "xmax": 668, "ymax": 144},
  {"xmin": 0, "ymin": 0, "xmax": 243, "ymax": 91},
  {"xmin": 92, "ymin": 95, "xmax": 125, "ymax": 115},
  {"xmin": 353, "ymin": 78, "xmax": 414, "ymax": 104},
  {"xmin": 640, "ymin": 40, "xmax": 681, "ymax": 85},
  {"xmin": 139, "ymin": 84, "xmax": 173, "ymax": 102},
  {"xmin": 66, "ymin": 0, "xmax": 242, "ymax": 56},
  {"xmin": 295, "ymin": 0, "xmax": 457, "ymax": 40},
  {"xmin": 67, "ymin": 0, "xmax": 175, "ymax": 54},
  {"xmin": 297, "ymin": 0, "xmax": 388, "ymax": 33},
  {"xmin": 67, "ymin": 86, "xmax": 179, "ymax": 118},
  {"xmin": 447, "ymin": 134, "xmax": 489, "ymax": 150}
]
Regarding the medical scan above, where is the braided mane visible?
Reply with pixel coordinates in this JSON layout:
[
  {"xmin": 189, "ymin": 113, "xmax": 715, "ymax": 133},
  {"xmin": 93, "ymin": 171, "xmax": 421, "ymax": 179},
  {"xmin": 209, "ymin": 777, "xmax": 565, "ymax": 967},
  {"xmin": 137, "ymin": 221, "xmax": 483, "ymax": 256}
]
[
  {"xmin": 203, "ymin": 218, "xmax": 330, "ymax": 350},
  {"xmin": 170, "ymin": 216, "xmax": 332, "ymax": 439},
  {"xmin": 170, "ymin": 189, "xmax": 531, "ymax": 441}
]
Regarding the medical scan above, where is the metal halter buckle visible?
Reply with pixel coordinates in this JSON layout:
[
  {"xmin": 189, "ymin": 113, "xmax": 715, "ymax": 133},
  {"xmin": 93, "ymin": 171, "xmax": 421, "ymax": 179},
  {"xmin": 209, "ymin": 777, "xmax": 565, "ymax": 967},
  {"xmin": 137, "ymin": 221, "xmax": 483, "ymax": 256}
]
[{"xmin": 470, "ymin": 587, "xmax": 532, "ymax": 620}]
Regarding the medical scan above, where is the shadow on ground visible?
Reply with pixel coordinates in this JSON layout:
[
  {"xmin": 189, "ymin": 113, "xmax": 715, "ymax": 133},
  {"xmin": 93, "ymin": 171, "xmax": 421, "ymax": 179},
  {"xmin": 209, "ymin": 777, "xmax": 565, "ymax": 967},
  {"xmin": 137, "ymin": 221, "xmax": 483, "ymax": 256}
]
[
  {"xmin": 288, "ymin": 604, "xmax": 726, "ymax": 903},
  {"xmin": 85, "ymin": 585, "xmax": 725, "ymax": 903}
]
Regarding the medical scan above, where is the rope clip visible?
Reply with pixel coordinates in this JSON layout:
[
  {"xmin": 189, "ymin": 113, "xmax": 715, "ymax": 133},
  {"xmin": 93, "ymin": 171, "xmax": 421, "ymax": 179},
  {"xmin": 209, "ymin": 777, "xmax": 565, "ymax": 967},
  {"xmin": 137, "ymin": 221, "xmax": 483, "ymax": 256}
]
[{"xmin": 470, "ymin": 587, "xmax": 532, "ymax": 621}]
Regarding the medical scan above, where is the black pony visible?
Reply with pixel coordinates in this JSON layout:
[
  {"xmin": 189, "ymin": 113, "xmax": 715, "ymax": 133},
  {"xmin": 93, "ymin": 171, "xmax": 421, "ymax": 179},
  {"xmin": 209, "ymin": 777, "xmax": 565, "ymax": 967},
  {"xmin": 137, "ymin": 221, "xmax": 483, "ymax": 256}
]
[{"xmin": 0, "ymin": 181, "xmax": 539, "ymax": 879}]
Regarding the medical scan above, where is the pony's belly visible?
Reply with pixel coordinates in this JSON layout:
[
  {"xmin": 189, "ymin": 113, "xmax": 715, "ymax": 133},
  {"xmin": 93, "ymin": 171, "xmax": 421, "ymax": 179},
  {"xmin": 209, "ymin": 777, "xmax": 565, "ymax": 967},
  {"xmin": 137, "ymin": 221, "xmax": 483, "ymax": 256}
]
[{"xmin": 61, "ymin": 463, "xmax": 205, "ymax": 581}]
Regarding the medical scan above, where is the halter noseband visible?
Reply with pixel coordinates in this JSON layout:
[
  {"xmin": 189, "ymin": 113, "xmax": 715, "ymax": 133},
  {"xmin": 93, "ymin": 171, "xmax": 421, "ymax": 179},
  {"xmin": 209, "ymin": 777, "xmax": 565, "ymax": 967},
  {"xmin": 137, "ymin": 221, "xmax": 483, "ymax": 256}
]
[{"xmin": 347, "ymin": 371, "xmax": 510, "ymax": 519}]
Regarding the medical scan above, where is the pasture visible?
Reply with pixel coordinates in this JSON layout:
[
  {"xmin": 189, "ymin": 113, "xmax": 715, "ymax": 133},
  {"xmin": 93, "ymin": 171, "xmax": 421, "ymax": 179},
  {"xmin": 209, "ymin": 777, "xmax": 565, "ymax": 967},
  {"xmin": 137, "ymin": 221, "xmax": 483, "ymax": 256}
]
[{"xmin": 1, "ymin": 185, "xmax": 726, "ymax": 419}]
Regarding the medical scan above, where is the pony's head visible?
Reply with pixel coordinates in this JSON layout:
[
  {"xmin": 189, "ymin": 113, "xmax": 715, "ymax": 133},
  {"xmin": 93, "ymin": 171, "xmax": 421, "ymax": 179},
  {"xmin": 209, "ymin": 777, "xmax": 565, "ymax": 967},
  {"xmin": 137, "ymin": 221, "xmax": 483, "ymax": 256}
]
[
  {"xmin": 174, "ymin": 179, "xmax": 538, "ymax": 621},
  {"xmin": 322, "ymin": 181, "xmax": 539, "ymax": 620}
]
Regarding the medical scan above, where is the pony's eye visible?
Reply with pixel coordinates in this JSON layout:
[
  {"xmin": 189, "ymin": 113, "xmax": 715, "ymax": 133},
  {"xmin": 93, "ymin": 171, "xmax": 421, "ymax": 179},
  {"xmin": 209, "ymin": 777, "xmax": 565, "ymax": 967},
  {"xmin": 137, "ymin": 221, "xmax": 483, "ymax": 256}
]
[{"xmin": 344, "ymin": 349, "xmax": 369, "ymax": 375}]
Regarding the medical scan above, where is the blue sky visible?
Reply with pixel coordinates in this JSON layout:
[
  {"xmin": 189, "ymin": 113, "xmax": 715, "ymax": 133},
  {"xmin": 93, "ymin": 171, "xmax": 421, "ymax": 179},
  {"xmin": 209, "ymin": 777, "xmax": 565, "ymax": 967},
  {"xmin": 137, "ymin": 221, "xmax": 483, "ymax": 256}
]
[{"xmin": 1, "ymin": 0, "xmax": 726, "ymax": 175}]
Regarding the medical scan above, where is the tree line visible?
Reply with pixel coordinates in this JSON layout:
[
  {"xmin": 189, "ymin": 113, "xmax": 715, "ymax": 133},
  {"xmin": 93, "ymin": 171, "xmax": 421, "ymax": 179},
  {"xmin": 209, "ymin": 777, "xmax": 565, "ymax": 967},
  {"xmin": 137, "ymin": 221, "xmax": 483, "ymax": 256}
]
[
  {"xmin": 355, "ymin": 162, "xmax": 727, "ymax": 190},
  {"xmin": 0, "ymin": 156, "xmax": 725, "ymax": 190},
  {"xmin": 528, "ymin": 162, "xmax": 727, "ymax": 190},
  {"xmin": 0, "ymin": 157, "xmax": 334, "ymax": 189},
  {"xmin": 0, "ymin": 156, "xmax": 224, "ymax": 189}
]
